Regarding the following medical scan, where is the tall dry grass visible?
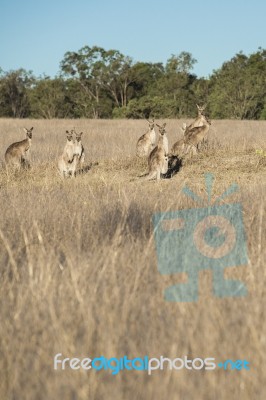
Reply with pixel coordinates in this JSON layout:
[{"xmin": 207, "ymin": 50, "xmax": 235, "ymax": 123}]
[{"xmin": 0, "ymin": 118, "xmax": 265, "ymax": 399}]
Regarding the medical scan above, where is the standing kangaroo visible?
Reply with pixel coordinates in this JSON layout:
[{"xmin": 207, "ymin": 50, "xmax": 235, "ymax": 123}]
[
  {"xmin": 156, "ymin": 123, "xmax": 168, "ymax": 154},
  {"xmin": 5, "ymin": 127, "xmax": 33, "ymax": 169},
  {"xmin": 74, "ymin": 130, "xmax": 85, "ymax": 171},
  {"xmin": 58, "ymin": 130, "xmax": 78, "ymax": 178},
  {"xmin": 136, "ymin": 119, "xmax": 156, "ymax": 157},
  {"xmin": 187, "ymin": 104, "xmax": 207, "ymax": 131},
  {"xmin": 144, "ymin": 123, "xmax": 168, "ymax": 180}
]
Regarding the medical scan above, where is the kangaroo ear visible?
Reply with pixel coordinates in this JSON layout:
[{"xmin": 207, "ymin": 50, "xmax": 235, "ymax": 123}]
[
  {"xmin": 23, "ymin": 128, "xmax": 27, "ymax": 133},
  {"xmin": 163, "ymin": 123, "xmax": 166, "ymax": 128},
  {"xmin": 30, "ymin": 127, "xmax": 34, "ymax": 131},
  {"xmin": 80, "ymin": 132, "xmax": 83, "ymax": 136},
  {"xmin": 156, "ymin": 124, "xmax": 160, "ymax": 128},
  {"xmin": 182, "ymin": 123, "xmax": 187, "ymax": 131}
]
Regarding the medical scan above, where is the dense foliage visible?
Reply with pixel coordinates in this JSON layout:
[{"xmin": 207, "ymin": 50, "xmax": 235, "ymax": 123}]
[{"xmin": 0, "ymin": 47, "xmax": 265, "ymax": 119}]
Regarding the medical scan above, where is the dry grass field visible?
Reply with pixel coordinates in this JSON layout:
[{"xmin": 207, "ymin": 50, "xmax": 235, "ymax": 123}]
[{"xmin": 0, "ymin": 118, "xmax": 265, "ymax": 400}]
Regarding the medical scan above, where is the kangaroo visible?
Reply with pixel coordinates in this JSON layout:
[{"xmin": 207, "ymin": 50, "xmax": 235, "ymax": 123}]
[
  {"xmin": 58, "ymin": 130, "xmax": 78, "ymax": 178},
  {"xmin": 186, "ymin": 104, "xmax": 207, "ymax": 131},
  {"xmin": 74, "ymin": 130, "xmax": 85, "ymax": 171},
  {"xmin": 156, "ymin": 123, "xmax": 168, "ymax": 154},
  {"xmin": 136, "ymin": 118, "xmax": 156, "ymax": 157},
  {"xmin": 185, "ymin": 104, "xmax": 210, "ymax": 149},
  {"xmin": 183, "ymin": 117, "xmax": 211, "ymax": 156},
  {"xmin": 144, "ymin": 123, "xmax": 168, "ymax": 180},
  {"xmin": 5, "ymin": 127, "xmax": 33, "ymax": 169}
]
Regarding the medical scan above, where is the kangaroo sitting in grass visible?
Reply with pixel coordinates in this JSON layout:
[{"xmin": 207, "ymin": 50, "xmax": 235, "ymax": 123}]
[
  {"xmin": 144, "ymin": 123, "xmax": 168, "ymax": 180},
  {"xmin": 185, "ymin": 104, "xmax": 210, "ymax": 150},
  {"xmin": 171, "ymin": 105, "xmax": 209, "ymax": 157},
  {"xmin": 183, "ymin": 117, "xmax": 211, "ymax": 156},
  {"xmin": 136, "ymin": 118, "xmax": 156, "ymax": 157},
  {"xmin": 58, "ymin": 130, "xmax": 79, "ymax": 178},
  {"xmin": 5, "ymin": 127, "xmax": 33, "ymax": 170}
]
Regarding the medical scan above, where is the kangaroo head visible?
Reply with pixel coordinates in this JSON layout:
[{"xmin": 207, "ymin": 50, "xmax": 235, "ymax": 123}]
[
  {"xmin": 156, "ymin": 123, "xmax": 166, "ymax": 136},
  {"xmin": 75, "ymin": 131, "xmax": 83, "ymax": 142},
  {"xmin": 24, "ymin": 127, "xmax": 33, "ymax": 139},
  {"xmin": 66, "ymin": 130, "xmax": 74, "ymax": 142},
  {"xmin": 196, "ymin": 104, "xmax": 206, "ymax": 115},
  {"xmin": 146, "ymin": 118, "xmax": 155, "ymax": 130}
]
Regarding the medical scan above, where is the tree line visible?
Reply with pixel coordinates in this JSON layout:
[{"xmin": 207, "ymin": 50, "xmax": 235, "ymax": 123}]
[{"xmin": 0, "ymin": 46, "xmax": 265, "ymax": 120}]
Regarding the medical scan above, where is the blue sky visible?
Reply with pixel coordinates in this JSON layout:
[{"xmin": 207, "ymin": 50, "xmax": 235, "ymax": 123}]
[{"xmin": 1, "ymin": 0, "xmax": 265, "ymax": 78}]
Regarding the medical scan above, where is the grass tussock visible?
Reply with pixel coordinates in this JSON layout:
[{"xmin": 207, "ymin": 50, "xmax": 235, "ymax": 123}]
[{"xmin": 0, "ymin": 118, "xmax": 266, "ymax": 400}]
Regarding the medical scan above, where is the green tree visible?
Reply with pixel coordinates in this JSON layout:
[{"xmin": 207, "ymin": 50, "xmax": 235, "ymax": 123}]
[
  {"xmin": 125, "ymin": 95, "xmax": 178, "ymax": 119},
  {"xmin": 165, "ymin": 51, "xmax": 197, "ymax": 74},
  {"xmin": 99, "ymin": 49, "xmax": 134, "ymax": 107},
  {"xmin": 119, "ymin": 52, "xmax": 198, "ymax": 119},
  {"xmin": 156, "ymin": 52, "xmax": 197, "ymax": 117},
  {"xmin": 0, "ymin": 69, "xmax": 34, "ymax": 117},
  {"xmin": 60, "ymin": 46, "xmax": 104, "ymax": 118},
  {"xmin": 129, "ymin": 62, "xmax": 164, "ymax": 98},
  {"xmin": 209, "ymin": 49, "xmax": 266, "ymax": 119},
  {"xmin": 29, "ymin": 77, "xmax": 73, "ymax": 118},
  {"xmin": 191, "ymin": 77, "xmax": 210, "ymax": 107},
  {"xmin": 60, "ymin": 46, "xmax": 134, "ymax": 118}
]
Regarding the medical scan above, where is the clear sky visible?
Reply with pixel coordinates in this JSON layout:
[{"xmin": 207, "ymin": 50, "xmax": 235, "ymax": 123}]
[{"xmin": 1, "ymin": 0, "xmax": 265, "ymax": 78}]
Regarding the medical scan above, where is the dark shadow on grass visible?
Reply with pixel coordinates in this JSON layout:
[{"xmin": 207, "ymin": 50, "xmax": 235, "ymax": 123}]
[
  {"xmin": 75, "ymin": 162, "xmax": 99, "ymax": 176},
  {"xmin": 162, "ymin": 155, "xmax": 183, "ymax": 179}
]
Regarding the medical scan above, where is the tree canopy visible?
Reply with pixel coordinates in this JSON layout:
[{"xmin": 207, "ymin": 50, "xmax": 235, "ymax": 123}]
[{"xmin": 0, "ymin": 47, "xmax": 265, "ymax": 119}]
